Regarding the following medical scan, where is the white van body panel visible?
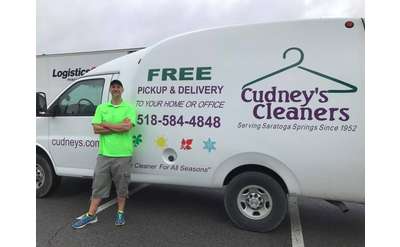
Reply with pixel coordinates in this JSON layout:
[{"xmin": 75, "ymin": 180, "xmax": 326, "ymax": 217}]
[
  {"xmin": 39, "ymin": 19, "xmax": 364, "ymax": 203},
  {"xmin": 36, "ymin": 118, "xmax": 49, "ymax": 151},
  {"xmin": 211, "ymin": 152, "xmax": 302, "ymax": 194}
]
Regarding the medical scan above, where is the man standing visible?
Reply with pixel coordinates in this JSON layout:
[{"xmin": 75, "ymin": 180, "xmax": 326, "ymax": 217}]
[{"xmin": 72, "ymin": 79, "xmax": 137, "ymax": 229}]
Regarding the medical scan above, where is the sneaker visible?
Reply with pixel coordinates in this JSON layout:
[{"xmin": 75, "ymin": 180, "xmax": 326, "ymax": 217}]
[
  {"xmin": 115, "ymin": 212, "xmax": 126, "ymax": 226},
  {"xmin": 71, "ymin": 213, "xmax": 98, "ymax": 229}
]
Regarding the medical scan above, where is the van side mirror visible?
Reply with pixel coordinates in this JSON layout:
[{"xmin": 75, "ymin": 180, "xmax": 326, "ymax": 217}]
[{"xmin": 36, "ymin": 92, "xmax": 47, "ymax": 115}]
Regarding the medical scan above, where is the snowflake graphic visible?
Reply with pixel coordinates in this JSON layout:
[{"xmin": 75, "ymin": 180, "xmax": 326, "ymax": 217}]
[
  {"xmin": 133, "ymin": 134, "xmax": 143, "ymax": 147},
  {"xmin": 203, "ymin": 138, "xmax": 216, "ymax": 153}
]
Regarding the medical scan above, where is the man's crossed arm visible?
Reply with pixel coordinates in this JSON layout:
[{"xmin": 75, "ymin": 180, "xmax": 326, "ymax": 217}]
[{"xmin": 93, "ymin": 118, "xmax": 134, "ymax": 134}]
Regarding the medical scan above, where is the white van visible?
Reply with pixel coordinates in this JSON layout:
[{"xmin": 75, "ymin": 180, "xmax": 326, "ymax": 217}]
[{"xmin": 36, "ymin": 18, "xmax": 364, "ymax": 232}]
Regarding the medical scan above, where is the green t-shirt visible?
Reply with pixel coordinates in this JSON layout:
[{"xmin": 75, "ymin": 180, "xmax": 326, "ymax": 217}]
[{"xmin": 92, "ymin": 101, "xmax": 137, "ymax": 157}]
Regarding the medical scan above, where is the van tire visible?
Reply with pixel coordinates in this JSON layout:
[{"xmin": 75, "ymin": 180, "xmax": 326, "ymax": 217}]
[
  {"xmin": 224, "ymin": 171, "xmax": 287, "ymax": 232},
  {"xmin": 36, "ymin": 155, "xmax": 58, "ymax": 198}
]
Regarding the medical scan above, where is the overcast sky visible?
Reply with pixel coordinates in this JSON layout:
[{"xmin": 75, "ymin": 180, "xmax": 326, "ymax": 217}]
[{"xmin": 36, "ymin": 0, "xmax": 364, "ymax": 55}]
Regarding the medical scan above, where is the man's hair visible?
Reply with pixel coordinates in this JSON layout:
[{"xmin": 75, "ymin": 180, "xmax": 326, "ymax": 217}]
[{"xmin": 110, "ymin": 80, "xmax": 123, "ymax": 88}]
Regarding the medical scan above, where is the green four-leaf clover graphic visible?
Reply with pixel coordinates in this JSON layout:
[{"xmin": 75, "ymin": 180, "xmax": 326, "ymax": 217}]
[{"xmin": 133, "ymin": 134, "xmax": 143, "ymax": 147}]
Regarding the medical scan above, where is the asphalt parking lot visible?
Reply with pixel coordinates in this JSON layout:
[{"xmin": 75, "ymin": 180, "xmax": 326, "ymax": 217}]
[{"xmin": 37, "ymin": 177, "xmax": 364, "ymax": 247}]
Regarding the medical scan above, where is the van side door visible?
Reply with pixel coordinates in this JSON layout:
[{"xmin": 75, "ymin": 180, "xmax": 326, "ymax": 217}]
[{"xmin": 47, "ymin": 75, "xmax": 114, "ymax": 177}]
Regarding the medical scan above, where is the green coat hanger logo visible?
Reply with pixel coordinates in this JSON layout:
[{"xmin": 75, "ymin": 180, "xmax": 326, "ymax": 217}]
[{"xmin": 242, "ymin": 47, "xmax": 358, "ymax": 94}]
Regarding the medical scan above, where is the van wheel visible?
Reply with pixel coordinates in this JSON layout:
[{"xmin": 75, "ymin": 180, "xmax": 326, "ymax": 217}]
[
  {"xmin": 224, "ymin": 172, "xmax": 287, "ymax": 232},
  {"xmin": 36, "ymin": 155, "xmax": 58, "ymax": 198}
]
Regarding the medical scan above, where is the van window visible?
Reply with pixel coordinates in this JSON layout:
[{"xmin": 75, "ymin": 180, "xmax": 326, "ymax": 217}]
[{"xmin": 53, "ymin": 79, "xmax": 104, "ymax": 116}]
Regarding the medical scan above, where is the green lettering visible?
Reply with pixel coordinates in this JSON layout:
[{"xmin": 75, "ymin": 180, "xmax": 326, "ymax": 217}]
[
  {"xmin": 162, "ymin": 68, "xmax": 177, "ymax": 81},
  {"xmin": 148, "ymin": 69, "xmax": 160, "ymax": 81},
  {"xmin": 179, "ymin": 67, "xmax": 194, "ymax": 80},
  {"xmin": 196, "ymin": 67, "xmax": 212, "ymax": 80}
]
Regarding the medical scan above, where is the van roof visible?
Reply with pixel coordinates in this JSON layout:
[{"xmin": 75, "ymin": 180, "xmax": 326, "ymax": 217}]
[{"xmin": 84, "ymin": 18, "xmax": 361, "ymax": 78}]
